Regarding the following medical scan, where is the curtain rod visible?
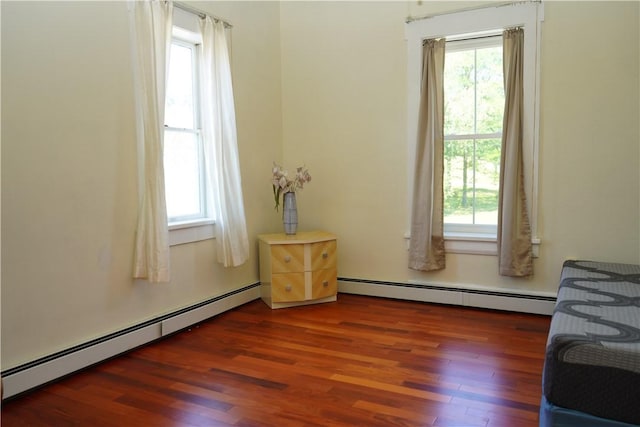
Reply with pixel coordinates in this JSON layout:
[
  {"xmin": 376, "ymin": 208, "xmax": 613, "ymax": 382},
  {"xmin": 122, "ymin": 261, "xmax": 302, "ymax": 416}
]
[
  {"xmin": 405, "ymin": 0, "xmax": 540, "ymax": 24},
  {"xmin": 174, "ymin": 1, "xmax": 233, "ymax": 29}
]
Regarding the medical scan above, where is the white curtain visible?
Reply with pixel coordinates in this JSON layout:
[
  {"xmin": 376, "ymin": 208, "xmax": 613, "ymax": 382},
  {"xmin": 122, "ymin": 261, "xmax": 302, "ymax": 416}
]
[
  {"xmin": 199, "ymin": 17, "xmax": 250, "ymax": 267},
  {"xmin": 498, "ymin": 28, "xmax": 533, "ymax": 277},
  {"xmin": 128, "ymin": 0, "xmax": 173, "ymax": 283},
  {"xmin": 408, "ymin": 39, "xmax": 446, "ymax": 271}
]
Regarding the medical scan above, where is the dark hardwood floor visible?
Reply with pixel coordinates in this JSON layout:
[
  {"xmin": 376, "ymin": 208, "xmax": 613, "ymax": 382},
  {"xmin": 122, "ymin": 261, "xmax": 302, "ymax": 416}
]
[{"xmin": 1, "ymin": 294, "xmax": 551, "ymax": 426}]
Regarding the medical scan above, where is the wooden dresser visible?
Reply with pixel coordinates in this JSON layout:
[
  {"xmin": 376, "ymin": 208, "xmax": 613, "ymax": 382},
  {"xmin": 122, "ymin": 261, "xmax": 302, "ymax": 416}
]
[{"xmin": 258, "ymin": 231, "xmax": 337, "ymax": 309}]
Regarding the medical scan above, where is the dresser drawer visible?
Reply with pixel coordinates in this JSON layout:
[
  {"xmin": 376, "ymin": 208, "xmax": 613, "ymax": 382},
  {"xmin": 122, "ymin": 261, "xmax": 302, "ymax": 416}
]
[
  {"xmin": 311, "ymin": 268, "xmax": 337, "ymax": 300},
  {"xmin": 271, "ymin": 244, "xmax": 304, "ymax": 273},
  {"xmin": 311, "ymin": 240, "xmax": 337, "ymax": 271},
  {"xmin": 271, "ymin": 272, "xmax": 305, "ymax": 302}
]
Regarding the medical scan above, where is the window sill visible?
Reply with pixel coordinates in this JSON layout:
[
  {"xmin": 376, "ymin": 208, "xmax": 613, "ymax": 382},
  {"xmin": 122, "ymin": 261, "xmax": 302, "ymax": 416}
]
[
  {"xmin": 445, "ymin": 234, "xmax": 498, "ymax": 256},
  {"xmin": 404, "ymin": 233, "xmax": 540, "ymax": 257},
  {"xmin": 169, "ymin": 219, "xmax": 215, "ymax": 246}
]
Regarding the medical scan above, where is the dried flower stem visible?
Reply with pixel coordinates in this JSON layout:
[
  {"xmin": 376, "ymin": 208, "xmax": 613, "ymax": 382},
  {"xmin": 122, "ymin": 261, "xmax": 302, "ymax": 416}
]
[{"xmin": 271, "ymin": 162, "xmax": 311, "ymax": 211}]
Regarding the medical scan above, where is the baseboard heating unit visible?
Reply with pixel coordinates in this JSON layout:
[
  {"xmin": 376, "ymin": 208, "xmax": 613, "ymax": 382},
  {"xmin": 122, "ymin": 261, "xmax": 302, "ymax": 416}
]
[
  {"xmin": 2, "ymin": 279, "xmax": 554, "ymax": 400},
  {"xmin": 338, "ymin": 277, "xmax": 556, "ymax": 315},
  {"xmin": 1, "ymin": 283, "xmax": 261, "ymax": 400}
]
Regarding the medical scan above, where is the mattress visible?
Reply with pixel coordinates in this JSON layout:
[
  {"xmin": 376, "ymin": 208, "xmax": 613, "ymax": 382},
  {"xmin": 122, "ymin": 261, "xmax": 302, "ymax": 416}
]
[
  {"xmin": 539, "ymin": 396, "xmax": 638, "ymax": 427},
  {"xmin": 542, "ymin": 260, "xmax": 640, "ymax": 425}
]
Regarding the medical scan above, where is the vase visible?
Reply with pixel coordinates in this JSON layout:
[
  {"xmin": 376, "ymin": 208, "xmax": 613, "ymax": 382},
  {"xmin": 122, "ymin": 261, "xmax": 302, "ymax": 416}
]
[{"xmin": 283, "ymin": 192, "xmax": 298, "ymax": 235}]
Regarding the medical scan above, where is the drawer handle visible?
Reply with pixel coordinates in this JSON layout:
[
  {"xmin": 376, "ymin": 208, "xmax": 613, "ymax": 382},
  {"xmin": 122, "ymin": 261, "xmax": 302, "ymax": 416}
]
[
  {"xmin": 322, "ymin": 252, "xmax": 328, "ymax": 259},
  {"xmin": 285, "ymin": 284, "xmax": 292, "ymax": 292},
  {"xmin": 284, "ymin": 256, "xmax": 291, "ymax": 263},
  {"xmin": 323, "ymin": 280, "xmax": 329, "ymax": 287}
]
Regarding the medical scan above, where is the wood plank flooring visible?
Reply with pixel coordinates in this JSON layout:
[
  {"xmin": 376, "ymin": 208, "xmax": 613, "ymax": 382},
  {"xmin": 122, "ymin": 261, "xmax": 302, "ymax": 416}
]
[{"xmin": 1, "ymin": 294, "xmax": 551, "ymax": 426}]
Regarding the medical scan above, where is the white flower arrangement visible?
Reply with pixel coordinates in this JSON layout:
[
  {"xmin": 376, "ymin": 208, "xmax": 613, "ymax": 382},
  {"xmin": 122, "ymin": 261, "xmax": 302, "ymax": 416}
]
[{"xmin": 272, "ymin": 162, "xmax": 311, "ymax": 211}]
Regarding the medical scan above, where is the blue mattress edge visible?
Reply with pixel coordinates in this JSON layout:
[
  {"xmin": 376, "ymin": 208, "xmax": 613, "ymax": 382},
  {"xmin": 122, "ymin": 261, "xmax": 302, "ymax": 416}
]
[{"xmin": 539, "ymin": 396, "xmax": 638, "ymax": 427}]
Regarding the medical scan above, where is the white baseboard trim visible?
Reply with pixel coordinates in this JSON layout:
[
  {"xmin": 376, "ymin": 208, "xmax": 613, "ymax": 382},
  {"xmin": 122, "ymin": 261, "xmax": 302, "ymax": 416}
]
[
  {"xmin": 1, "ymin": 284, "xmax": 261, "ymax": 400},
  {"xmin": 338, "ymin": 278, "xmax": 556, "ymax": 315}
]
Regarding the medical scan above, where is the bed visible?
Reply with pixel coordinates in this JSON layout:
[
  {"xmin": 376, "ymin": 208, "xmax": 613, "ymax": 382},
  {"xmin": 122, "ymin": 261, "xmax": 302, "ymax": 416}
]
[{"xmin": 540, "ymin": 260, "xmax": 640, "ymax": 427}]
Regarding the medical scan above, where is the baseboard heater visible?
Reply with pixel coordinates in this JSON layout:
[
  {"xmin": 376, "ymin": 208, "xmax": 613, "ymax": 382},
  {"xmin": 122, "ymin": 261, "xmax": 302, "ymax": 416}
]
[
  {"xmin": 2, "ymin": 278, "xmax": 555, "ymax": 400},
  {"xmin": 1, "ymin": 283, "xmax": 261, "ymax": 400},
  {"xmin": 338, "ymin": 277, "xmax": 556, "ymax": 316}
]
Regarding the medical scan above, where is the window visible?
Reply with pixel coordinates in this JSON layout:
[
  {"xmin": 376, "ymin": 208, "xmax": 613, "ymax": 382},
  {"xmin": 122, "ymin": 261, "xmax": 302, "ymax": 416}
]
[
  {"xmin": 164, "ymin": 12, "xmax": 215, "ymax": 246},
  {"xmin": 164, "ymin": 39, "xmax": 207, "ymax": 223},
  {"xmin": 405, "ymin": 2, "xmax": 543, "ymax": 254},
  {"xmin": 443, "ymin": 36, "xmax": 503, "ymax": 238}
]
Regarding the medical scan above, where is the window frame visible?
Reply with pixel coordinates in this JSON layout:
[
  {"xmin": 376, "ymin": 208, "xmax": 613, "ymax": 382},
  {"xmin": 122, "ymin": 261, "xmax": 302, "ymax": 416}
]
[
  {"xmin": 165, "ymin": 38, "xmax": 207, "ymax": 223},
  {"xmin": 405, "ymin": 2, "xmax": 543, "ymax": 256},
  {"xmin": 443, "ymin": 34, "xmax": 503, "ymax": 236},
  {"xmin": 165, "ymin": 8, "xmax": 215, "ymax": 246}
]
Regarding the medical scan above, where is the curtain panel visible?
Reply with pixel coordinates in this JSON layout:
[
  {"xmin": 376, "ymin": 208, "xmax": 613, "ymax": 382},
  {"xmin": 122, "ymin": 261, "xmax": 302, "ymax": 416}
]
[
  {"xmin": 408, "ymin": 38, "xmax": 446, "ymax": 272},
  {"xmin": 498, "ymin": 28, "xmax": 533, "ymax": 277},
  {"xmin": 199, "ymin": 17, "xmax": 250, "ymax": 267},
  {"xmin": 128, "ymin": 0, "xmax": 173, "ymax": 283}
]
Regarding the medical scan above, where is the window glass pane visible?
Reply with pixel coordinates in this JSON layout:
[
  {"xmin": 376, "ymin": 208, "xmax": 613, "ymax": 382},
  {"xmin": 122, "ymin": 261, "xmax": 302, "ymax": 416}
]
[
  {"xmin": 475, "ymin": 46, "xmax": 504, "ymax": 134},
  {"xmin": 444, "ymin": 50, "xmax": 475, "ymax": 136},
  {"xmin": 165, "ymin": 43, "xmax": 194, "ymax": 129},
  {"xmin": 164, "ymin": 130, "xmax": 202, "ymax": 219},
  {"xmin": 444, "ymin": 138, "xmax": 500, "ymax": 226},
  {"xmin": 444, "ymin": 139, "xmax": 474, "ymax": 224},
  {"xmin": 473, "ymin": 138, "xmax": 500, "ymax": 225}
]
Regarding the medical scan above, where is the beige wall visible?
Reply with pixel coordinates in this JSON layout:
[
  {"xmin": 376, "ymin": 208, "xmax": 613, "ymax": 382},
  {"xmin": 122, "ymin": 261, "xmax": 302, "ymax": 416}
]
[
  {"xmin": 1, "ymin": 1, "xmax": 282, "ymax": 369},
  {"xmin": 537, "ymin": 1, "xmax": 640, "ymax": 267},
  {"xmin": 2, "ymin": 0, "xmax": 639, "ymax": 371},
  {"xmin": 280, "ymin": 0, "xmax": 639, "ymax": 291}
]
